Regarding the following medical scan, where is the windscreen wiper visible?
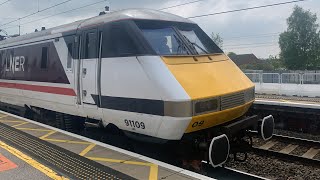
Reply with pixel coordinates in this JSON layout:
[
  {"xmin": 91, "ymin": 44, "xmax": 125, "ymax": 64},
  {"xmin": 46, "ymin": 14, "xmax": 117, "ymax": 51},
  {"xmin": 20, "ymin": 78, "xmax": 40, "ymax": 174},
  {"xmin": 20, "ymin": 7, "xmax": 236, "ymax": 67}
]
[
  {"xmin": 192, "ymin": 42, "xmax": 209, "ymax": 54},
  {"xmin": 183, "ymin": 35, "xmax": 209, "ymax": 54},
  {"xmin": 172, "ymin": 27, "xmax": 195, "ymax": 55},
  {"xmin": 173, "ymin": 34, "xmax": 189, "ymax": 55}
]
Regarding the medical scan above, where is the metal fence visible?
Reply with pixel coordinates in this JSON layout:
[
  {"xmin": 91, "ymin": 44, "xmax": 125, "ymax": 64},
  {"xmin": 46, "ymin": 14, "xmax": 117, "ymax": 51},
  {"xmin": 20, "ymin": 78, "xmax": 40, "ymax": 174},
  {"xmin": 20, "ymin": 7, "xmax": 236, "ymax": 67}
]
[
  {"xmin": 245, "ymin": 73, "xmax": 260, "ymax": 83},
  {"xmin": 262, "ymin": 73, "xmax": 280, "ymax": 83},
  {"xmin": 245, "ymin": 72, "xmax": 320, "ymax": 84},
  {"xmin": 281, "ymin": 73, "xmax": 301, "ymax": 84},
  {"xmin": 244, "ymin": 71, "xmax": 320, "ymax": 97},
  {"xmin": 302, "ymin": 73, "xmax": 320, "ymax": 84}
]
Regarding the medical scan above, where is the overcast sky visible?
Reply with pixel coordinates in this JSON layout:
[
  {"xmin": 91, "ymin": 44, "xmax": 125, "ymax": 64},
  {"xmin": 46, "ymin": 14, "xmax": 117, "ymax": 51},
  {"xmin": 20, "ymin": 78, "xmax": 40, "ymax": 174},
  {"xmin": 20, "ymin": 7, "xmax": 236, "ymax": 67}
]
[{"xmin": 0, "ymin": 0, "xmax": 319, "ymax": 58}]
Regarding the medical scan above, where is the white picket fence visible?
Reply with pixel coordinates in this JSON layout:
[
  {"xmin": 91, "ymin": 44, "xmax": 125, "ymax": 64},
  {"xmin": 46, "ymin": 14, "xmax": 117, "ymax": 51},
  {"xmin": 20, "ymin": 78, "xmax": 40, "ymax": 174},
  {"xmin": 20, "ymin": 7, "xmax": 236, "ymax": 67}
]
[{"xmin": 245, "ymin": 73, "xmax": 320, "ymax": 97}]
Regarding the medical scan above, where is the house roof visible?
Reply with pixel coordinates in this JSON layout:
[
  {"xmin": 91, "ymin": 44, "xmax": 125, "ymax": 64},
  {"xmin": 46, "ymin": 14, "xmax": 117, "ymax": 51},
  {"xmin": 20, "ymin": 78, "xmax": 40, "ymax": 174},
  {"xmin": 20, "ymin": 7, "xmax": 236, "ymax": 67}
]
[{"xmin": 228, "ymin": 54, "xmax": 260, "ymax": 66}]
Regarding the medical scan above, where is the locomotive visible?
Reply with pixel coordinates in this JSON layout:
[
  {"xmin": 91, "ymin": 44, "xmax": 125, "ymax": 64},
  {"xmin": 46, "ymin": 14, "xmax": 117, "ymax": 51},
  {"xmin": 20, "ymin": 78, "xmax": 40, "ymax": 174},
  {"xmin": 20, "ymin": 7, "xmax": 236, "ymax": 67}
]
[{"xmin": 0, "ymin": 9, "xmax": 274, "ymax": 167}]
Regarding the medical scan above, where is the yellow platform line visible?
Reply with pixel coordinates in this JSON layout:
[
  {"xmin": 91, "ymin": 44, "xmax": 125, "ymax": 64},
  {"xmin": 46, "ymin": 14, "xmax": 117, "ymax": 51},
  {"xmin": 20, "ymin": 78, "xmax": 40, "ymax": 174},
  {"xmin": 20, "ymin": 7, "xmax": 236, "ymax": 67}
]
[
  {"xmin": 79, "ymin": 143, "xmax": 96, "ymax": 156},
  {"xmin": 44, "ymin": 138, "xmax": 91, "ymax": 145},
  {"xmin": 149, "ymin": 164, "xmax": 158, "ymax": 180},
  {"xmin": 87, "ymin": 156, "xmax": 151, "ymax": 166},
  {"xmin": 86, "ymin": 156, "xmax": 158, "ymax": 180},
  {"xmin": 121, "ymin": 161, "xmax": 152, "ymax": 166},
  {"xmin": 1, "ymin": 118, "xmax": 158, "ymax": 179},
  {"xmin": 87, "ymin": 156, "xmax": 125, "ymax": 163},
  {"xmin": 40, "ymin": 131, "xmax": 57, "ymax": 139},
  {"xmin": 17, "ymin": 128, "xmax": 53, "ymax": 132},
  {"xmin": 0, "ymin": 141, "xmax": 68, "ymax": 180},
  {"xmin": 12, "ymin": 121, "xmax": 29, "ymax": 128},
  {"xmin": 0, "ymin": 115, "xmax": 8, "ymax": 119},
  {"xmin": 13, "ymin": 127, "xmax": 89, "ymax": 145},
  {"xmin": 0, "ymin": 120, "xmax": 25, "ymax": 123}
]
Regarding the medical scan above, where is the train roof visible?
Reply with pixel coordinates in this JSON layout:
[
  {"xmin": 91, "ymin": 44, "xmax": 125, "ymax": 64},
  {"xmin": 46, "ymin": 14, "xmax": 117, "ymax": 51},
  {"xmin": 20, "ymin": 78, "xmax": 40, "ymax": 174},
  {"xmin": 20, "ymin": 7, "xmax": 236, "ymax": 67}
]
[{"xmin": 0, "ymin": 9, "xmax": 194, "ymax": 47}]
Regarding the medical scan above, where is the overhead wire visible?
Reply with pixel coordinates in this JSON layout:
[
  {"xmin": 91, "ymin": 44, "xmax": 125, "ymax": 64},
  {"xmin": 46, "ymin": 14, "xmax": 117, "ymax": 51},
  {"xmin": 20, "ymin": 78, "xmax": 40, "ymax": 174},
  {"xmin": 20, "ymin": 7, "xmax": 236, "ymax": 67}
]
[
  {"xmin": 0, "ymin": 0, "xmax": 73, "ymax": 27},
  {"xmin": 156, "ymin": 0, "xmax": 305, "ymax": 49},
  {"xmin": 186, "ymin": 0, "xmax": 305, "ymax": 51},
  {"xmin": 159, "ymin": 0, "xmax": 204, "ymax": 10},
  {"xmin": 224, "ymin": 32, "xmax": 282, "ymax": 42},
  {"xmin": 224, "ymin": 42, "xmax": 278, "ymax": 48},
  {"xmin": 19, "ymin": 0, "xmax": 106, "ymax": 26},
  {"xmin": 1, "ymin": 0, "xmax": 107, "ymax": 31},
  {"xmin": 187, "ymin": 0, "xmax": 306, "ymax": 19},
  {"xmin": 0, "ymin": 0, "xmax": 12, "ymax": 7},
  {"xmin": 224, "ymin": 44, "xmax": 279, "ymax": 50},
  {"xmin": 0, "ymin": 0, "xmax": 307, "ymax": 44}
]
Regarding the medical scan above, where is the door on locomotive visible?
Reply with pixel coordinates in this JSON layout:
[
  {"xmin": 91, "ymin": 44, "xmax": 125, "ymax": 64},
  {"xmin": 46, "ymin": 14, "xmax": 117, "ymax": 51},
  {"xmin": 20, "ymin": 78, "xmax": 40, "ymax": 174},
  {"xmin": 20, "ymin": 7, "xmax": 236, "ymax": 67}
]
[{"xmin": 77, "ymin": 29, "xmax": 101, "ymax": 118}]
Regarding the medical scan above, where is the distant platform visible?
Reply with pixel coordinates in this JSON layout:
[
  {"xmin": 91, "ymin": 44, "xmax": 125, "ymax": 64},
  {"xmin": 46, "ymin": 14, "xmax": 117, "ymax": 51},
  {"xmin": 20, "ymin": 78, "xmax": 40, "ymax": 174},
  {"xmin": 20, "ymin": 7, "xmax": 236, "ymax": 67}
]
[{"xmin": 254, "ymin": 94, "xmax": 320, "ymax": 111}]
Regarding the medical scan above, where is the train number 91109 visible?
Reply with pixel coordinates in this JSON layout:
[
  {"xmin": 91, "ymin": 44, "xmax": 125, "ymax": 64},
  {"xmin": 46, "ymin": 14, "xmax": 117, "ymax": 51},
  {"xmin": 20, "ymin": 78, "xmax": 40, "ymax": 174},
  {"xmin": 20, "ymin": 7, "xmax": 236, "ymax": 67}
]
[{"xmin": 124, "ymin": 119, "xmax": 145, "ymax": 129}]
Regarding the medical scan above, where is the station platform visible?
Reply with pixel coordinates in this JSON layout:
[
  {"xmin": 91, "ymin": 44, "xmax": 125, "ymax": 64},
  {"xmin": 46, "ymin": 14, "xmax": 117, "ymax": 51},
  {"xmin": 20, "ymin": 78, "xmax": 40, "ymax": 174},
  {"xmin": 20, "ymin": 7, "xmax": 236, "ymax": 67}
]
[
  {"xmin": 254, "ymin": 94, "xmax": 320, "ymax": 110},
  {"xmin": 0, "ymin": 110, "xmax": 211, "ymax": 180}
]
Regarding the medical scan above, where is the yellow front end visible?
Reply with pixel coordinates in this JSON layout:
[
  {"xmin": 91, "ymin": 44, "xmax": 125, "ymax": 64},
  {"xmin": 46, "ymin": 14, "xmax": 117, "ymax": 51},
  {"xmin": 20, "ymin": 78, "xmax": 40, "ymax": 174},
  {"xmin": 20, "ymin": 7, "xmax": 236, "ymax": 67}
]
[{"xmin": 162, "ymin": 54, "xmax": 255, "ymax": 133}]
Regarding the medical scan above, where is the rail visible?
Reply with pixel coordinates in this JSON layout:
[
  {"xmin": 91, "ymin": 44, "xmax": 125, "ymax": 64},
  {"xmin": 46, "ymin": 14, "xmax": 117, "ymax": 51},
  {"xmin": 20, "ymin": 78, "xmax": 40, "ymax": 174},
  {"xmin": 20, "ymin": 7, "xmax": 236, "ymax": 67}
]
[{"xmin": 251, "ymin": 133, "xmax": 320, "ymax": 167}]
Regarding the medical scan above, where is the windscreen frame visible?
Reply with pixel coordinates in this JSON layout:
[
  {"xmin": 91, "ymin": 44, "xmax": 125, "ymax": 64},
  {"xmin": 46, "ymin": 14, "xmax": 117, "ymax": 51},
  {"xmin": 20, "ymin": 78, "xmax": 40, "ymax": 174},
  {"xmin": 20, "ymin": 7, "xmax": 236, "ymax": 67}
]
[{"xmin": 134, "ymin": 19, "xmax": 223, "ymax": 56}]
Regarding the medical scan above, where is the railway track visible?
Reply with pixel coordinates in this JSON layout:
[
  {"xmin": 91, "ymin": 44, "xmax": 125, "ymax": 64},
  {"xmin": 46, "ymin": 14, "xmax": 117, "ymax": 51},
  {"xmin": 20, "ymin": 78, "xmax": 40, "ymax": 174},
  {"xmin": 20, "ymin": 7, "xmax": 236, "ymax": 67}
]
[{"xmin": 252, "ymin": 133, "xmax": 320, "ymax": 166}]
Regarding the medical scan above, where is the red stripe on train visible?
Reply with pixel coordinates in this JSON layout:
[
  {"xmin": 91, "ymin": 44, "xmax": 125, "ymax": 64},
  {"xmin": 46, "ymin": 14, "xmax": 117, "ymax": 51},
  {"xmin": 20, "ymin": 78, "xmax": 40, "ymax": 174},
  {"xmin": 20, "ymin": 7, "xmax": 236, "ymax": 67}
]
[{"xmin": 0, "ymin": 82, "xmax": 76, "ymax": 96}]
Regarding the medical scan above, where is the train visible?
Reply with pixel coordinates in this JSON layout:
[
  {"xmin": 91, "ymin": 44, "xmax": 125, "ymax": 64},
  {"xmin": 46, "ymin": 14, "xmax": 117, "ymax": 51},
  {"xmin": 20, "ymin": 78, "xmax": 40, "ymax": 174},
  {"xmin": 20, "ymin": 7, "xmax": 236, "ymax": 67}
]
[{"xmin": 0, "ymin": 9, "xmax": 274, "ymax": 168}]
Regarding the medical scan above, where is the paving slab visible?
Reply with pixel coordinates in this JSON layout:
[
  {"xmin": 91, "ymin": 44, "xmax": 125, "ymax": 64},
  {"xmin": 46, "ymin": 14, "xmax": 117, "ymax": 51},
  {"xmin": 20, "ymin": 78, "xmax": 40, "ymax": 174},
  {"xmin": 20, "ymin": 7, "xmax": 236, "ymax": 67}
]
[{"xmin": 0, "ymin": 110, "xmax": 212, "ymax": 180}]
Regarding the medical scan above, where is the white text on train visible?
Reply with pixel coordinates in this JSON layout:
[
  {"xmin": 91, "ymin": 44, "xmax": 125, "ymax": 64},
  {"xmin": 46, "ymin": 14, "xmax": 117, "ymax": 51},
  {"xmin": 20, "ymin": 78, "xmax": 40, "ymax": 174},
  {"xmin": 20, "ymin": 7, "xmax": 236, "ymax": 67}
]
[{"xmin": 5, "ymin": 55, "xmax": 25, "ymax": 73}]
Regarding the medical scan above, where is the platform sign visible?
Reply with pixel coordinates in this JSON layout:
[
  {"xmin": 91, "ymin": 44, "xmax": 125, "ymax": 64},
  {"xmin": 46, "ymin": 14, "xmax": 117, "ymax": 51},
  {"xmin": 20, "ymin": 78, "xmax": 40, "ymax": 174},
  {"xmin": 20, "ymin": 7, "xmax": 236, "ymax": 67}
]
[{"xmin": 0, "ymin": 153, "xmax": 18, "ymax": 172}]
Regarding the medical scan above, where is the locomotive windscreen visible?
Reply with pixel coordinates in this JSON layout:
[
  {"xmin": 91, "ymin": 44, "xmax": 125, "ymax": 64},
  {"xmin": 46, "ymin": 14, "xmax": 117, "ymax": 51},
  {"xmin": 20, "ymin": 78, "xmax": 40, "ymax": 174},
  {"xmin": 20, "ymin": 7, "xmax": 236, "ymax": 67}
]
[{"xmin": 135, "ymin": 20, "xmax": 223, "ymax": 56}]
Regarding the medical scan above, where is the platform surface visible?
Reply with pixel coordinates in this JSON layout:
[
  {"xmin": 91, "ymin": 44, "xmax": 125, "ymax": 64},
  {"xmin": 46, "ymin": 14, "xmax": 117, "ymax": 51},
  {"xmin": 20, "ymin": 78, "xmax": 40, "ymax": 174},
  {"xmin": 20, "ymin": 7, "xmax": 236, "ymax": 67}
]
[
  {"xmin": 0, "ymin": 145, "xmax": 51, "ymax": 180},
  {"xmin": 254, "ymin": 94, "xmax": 320, "ymax": 109},
  {"xmin": 0, "ymin": 110, "xmax": 211, "ymax": 180}
]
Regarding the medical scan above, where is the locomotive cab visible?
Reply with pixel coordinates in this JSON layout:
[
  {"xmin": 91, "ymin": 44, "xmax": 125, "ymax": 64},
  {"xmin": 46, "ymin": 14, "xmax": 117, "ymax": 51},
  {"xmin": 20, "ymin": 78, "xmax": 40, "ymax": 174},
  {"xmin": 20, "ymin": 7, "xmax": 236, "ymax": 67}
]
[{"xmin": 131, "ymin": 19, "xmax": 275, "ymax": 166}]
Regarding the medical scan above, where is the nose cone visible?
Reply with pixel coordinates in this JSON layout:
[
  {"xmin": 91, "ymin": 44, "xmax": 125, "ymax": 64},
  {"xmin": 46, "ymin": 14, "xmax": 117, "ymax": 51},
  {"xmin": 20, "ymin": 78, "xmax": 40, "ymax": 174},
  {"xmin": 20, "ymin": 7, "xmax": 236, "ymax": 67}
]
[{"xmin": 162, "ymin": 54, "xmax": 254, "ymax": 100}]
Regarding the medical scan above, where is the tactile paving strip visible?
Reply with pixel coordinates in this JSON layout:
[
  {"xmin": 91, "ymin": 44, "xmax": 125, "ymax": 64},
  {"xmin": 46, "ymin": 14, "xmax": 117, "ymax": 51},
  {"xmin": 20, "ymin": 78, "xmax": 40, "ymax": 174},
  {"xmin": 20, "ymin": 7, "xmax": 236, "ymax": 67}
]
[{"xmin": 0, "ymin": 122, "xmax": 135, "ymax": 180}]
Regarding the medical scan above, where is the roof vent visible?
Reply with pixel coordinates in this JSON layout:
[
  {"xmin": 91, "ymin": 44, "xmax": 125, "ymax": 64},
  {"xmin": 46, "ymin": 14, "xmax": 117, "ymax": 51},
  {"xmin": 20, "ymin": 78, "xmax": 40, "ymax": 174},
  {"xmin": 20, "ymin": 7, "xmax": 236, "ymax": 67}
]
[
  {"xmin": 41, "ymin": 27, "xmax": 46, "ymax": 31},
  {"xmin": 99, "ymin": 6, "xmax": 110, "ymax": 16}
]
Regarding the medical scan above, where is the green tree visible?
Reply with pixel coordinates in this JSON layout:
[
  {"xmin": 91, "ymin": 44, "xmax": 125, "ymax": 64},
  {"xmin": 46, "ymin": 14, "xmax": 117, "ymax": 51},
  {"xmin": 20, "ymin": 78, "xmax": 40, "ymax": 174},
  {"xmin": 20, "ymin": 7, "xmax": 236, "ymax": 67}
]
[
  {"xmin": 211, "ymin": 33, "xmax": 223, "ymax": 49},
  {"xmin": 279, "ymin": 6, "xmax": 320, "ymax": 70},
  {"xmin": 227, "ymin": 52, "xmax": 237, "ymax": 56},
  {"xmin": 267, "ymin": 55, "xmax": 284, "ymax": 70},
  {"xmin": 240, "ymin": 61, "xmax": 274, "ymax": 71},
  {"xmin": 240, "ymin": 56, "xmax": 285, "ymax": 71}
]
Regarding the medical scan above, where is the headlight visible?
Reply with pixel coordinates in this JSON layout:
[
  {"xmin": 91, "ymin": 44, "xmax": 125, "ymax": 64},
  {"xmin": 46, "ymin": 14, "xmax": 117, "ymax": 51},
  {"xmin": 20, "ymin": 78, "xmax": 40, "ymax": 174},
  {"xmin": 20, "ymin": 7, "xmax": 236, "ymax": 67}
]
[{"xmin": 194, "ymin": 98, "xmax": 220, "ymax": 115}]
